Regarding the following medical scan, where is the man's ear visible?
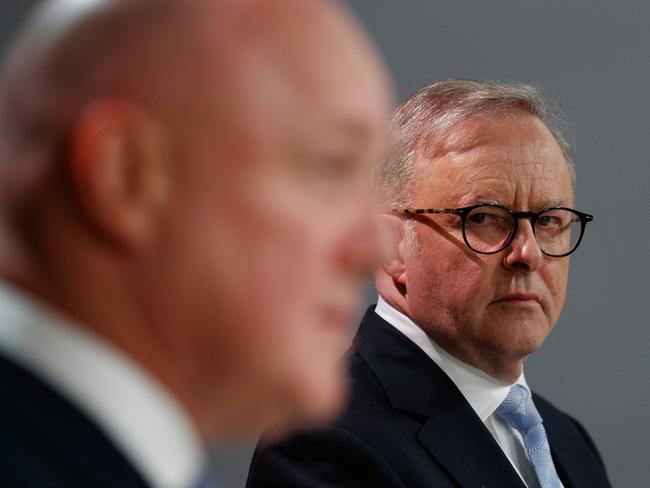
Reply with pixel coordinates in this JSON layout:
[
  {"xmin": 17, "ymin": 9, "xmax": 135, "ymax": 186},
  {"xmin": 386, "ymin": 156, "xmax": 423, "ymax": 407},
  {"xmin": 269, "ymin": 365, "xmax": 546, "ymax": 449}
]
[
  {"xmin": 69, "ymin": 98, "xmax": 170, "ymax": 252},
  {"xmin": 378, "ymin": 213, "xmax": 407, "ymax": 286}
]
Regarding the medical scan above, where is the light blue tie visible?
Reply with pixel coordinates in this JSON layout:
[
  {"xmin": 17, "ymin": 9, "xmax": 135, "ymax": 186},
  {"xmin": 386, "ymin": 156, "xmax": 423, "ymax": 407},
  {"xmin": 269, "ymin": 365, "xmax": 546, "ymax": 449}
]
[{"xmin": 496, "ymin": 384, "xmax": 562, "ymax": 488}]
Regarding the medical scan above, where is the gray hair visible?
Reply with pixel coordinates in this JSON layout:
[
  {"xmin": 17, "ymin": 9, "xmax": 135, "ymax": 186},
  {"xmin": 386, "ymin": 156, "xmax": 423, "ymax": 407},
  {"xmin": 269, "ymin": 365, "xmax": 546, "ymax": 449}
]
[{"xmin": 371, "ymin": 79, "xmax": 574, "ymax": 209}]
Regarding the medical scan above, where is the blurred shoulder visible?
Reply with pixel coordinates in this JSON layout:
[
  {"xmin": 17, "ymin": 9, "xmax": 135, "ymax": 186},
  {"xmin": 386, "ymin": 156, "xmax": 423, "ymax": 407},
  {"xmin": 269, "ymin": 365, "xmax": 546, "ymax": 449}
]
[{"xmin": 246, "ymin": 352, "xmax": 406, "ymax": 488}]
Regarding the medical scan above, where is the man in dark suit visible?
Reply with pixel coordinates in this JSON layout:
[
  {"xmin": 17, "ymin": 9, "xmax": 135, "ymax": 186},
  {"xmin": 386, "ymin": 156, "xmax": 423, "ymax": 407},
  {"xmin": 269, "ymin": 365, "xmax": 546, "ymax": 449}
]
[
  {"xmin": 248, "ymin": 80, "xmax": 611, "ymax": 488},
  {"xmin": 0, "ymin": 0, "xmax": 391, "ymax": 486}
]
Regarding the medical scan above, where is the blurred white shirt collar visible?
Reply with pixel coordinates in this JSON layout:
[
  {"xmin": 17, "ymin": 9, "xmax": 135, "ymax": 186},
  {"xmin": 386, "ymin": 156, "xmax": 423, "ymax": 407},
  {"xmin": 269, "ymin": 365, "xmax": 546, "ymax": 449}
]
[
  {"xmin": 0, "ymin": 281, "xmax": 205, "ymax": 488},
  {"xmin": 374, "ymin": 295, "xmax": 529, "ymax": 421}
]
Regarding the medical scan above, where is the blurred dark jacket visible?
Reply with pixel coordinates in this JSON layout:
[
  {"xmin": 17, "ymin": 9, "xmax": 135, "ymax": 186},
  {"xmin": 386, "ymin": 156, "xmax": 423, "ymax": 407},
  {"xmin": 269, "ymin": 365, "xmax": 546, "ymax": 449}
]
[{"xmin": 0, "ymin": 352, "xmax": 149, "ymax": 487}]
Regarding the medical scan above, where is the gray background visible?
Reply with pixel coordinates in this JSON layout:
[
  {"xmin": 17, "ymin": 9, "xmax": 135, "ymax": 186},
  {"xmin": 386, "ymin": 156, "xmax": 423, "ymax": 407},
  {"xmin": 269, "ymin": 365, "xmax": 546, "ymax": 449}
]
[{"xmin": 1, "ymin": 1, "xmax": 648, "ymax": 486}]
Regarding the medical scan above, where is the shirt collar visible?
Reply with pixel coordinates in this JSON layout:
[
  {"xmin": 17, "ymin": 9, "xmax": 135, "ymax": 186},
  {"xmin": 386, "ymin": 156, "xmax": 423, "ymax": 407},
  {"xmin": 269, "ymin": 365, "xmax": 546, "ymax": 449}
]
[
  {"xmin": 375, "ymin": 295, "xmax": 529, "ymax": 421},
  {"xmin": 0, "ymin": 281, "xmax": 206, "ymax": 488}
]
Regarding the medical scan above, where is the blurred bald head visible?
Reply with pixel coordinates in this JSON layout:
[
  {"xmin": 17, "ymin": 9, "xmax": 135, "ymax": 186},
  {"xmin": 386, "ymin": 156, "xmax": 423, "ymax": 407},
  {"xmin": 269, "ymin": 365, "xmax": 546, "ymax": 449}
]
[
  {"xmin": 0, "ymin": 0, "xmax": 391, "ymax": 439},
  {"xmin": 0, "ymin": 0, "xmax": 385, "ymax": 211}
]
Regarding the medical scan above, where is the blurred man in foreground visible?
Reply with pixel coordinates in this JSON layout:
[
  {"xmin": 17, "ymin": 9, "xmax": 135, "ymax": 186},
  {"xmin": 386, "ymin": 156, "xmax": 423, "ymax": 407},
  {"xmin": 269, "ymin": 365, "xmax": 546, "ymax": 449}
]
[
  {"xmin": 0, "ymin": 0, "xmax": 391, "ymax": 485},
  {"xmin": 248, "ymin": 80, "xmax": 611, "ymax": 487}
]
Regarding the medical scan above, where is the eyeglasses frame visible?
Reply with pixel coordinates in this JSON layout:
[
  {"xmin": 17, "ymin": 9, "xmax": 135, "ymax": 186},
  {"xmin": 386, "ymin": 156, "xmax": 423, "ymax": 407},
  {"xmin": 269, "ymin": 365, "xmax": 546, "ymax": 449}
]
[{"xmin": 392, "ymin": 204, "xmax": 594, "ymax": 257}]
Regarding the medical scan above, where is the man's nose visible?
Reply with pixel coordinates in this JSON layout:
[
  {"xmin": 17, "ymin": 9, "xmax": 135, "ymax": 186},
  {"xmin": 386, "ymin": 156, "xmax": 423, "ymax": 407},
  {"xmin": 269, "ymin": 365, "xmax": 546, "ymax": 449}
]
[{"xmin": 502, "ymin": 218, "xmax": 544, "ymax": 271}]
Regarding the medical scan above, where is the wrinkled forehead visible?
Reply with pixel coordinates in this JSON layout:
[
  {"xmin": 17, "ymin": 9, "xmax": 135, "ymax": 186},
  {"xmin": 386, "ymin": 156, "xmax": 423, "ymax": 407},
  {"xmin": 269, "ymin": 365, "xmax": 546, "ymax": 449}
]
[
  {"xmin": 412, "ymin": 113, "xmax": 574, "ymax": 206},
  {"xmin": 420, "ymin": 109, "xmax": 551, "ymax": 157}
]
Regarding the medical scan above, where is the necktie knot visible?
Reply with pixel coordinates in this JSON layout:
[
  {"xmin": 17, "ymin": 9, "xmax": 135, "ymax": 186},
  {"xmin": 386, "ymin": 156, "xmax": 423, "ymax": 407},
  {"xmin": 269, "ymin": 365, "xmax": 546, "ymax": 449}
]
[{"xmin": 496, "ymin": 384, "xmax": 543, "ymax": 432}]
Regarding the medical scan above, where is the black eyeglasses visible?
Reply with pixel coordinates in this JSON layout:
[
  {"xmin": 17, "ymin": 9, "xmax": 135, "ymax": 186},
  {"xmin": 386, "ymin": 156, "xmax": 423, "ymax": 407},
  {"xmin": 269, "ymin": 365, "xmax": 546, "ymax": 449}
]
[{"xmin": 392, "ymin": 204, "xmax": 593, "ymax": 257}]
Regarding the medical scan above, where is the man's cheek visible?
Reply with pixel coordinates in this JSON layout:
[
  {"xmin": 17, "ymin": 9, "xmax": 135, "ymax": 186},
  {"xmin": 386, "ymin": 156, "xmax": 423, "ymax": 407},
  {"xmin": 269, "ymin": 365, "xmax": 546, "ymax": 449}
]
[{"xmin": 545, "ymin": 265, "xmax": 569, "ymax": 308}]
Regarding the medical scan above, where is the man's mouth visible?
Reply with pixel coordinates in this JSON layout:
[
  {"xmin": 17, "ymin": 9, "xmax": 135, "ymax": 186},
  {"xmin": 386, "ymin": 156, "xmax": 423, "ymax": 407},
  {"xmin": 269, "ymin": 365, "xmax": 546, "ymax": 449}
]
[{"xmin": 494, "ymin": 292, "xmax": 541, "ymax": 305}]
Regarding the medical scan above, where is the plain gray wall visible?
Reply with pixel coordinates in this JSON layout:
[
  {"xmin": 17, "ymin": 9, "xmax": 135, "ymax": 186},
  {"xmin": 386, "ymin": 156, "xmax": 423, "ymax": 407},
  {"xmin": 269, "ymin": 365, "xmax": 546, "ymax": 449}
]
[{"xmin": 1, "ymin": 1, "xmax": 648, "ymax": 487}]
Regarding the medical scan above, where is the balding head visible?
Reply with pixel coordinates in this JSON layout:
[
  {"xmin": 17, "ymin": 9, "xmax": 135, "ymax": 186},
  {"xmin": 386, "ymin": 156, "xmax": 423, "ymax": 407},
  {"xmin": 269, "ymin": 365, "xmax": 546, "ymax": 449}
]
[
  {"xmin": 0, "ymin": 0, "xmax": 389, "ymax": 218},
  {"xmin": 0, "ymin": 1, "xmax": 240, "ymax": 209},
  {"xmin": 0, "ymin": 0, "xmax": 392, "ymax": 439}
]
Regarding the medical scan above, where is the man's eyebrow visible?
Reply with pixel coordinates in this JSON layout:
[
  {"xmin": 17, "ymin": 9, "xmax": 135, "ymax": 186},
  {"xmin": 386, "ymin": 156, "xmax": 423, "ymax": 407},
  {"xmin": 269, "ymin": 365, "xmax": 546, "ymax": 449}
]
[
  {"xmin": 456, "ymin": 197, "xmax": 571, "ymax": 209},
  {"xmin": 541, "ymin": 199, "xmax": 568, "ymax": 208},
  {"xmin": 458, "ymin": 195, "xmax": 504, "ymax": 206},
  {"xmin": 474, "ymin": 197, "xmax": 503, "ymax": 206}
]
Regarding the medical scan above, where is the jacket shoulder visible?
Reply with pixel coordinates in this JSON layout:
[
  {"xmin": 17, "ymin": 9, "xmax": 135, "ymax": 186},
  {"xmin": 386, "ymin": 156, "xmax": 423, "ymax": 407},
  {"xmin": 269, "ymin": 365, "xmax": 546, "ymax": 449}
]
[
  {"xmin": 247, "ymin": 424, "xmax": 406, "ymax": 488},
  {"xmin": 0, "ymin": 353, "xmax": 149, "ymax": 488},
  {"xmin": 247, "ymin": 353, "xmax": 407, "ymax": 488}
]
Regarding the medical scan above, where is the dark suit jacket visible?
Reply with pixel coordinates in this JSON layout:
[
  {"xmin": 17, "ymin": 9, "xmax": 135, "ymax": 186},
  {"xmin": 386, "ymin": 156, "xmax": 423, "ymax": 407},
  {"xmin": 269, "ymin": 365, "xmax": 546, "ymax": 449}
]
[
  {"xmin": 0, "ymin": 352, "xmax": 149, "ymax": 488},
  {"xmin": 247, "ymin": 307, "xmax": 611, "ymax": 488}
]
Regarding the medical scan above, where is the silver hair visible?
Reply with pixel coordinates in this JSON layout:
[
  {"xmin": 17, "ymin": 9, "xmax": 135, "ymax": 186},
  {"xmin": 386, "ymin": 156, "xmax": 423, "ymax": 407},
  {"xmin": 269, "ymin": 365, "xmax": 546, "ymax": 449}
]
[{"xmin": 371, "ymin": 79, "xmax": 575, "ymax": 210}]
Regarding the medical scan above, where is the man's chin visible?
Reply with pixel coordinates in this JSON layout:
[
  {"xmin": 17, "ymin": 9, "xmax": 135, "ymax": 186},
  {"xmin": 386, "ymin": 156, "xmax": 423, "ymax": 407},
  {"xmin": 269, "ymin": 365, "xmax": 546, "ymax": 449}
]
[
  {"xmin": 483, "ymin": 310, "xmax": 553, "ymax": 344},
  {"xmin": 483, "ymin": 327, "xmax": 551, "ymax": 360}
]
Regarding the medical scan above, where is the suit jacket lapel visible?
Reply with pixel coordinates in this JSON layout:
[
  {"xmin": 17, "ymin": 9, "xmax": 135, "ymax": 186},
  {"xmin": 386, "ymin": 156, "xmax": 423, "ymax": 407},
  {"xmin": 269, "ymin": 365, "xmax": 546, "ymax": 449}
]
[
  {"xmin": 355, "ymin": 308, "xmax": 526, "ymax": 488},
  {"xmin": 418, "ymin": 404, "xmax": 526, "ymax": 487}
]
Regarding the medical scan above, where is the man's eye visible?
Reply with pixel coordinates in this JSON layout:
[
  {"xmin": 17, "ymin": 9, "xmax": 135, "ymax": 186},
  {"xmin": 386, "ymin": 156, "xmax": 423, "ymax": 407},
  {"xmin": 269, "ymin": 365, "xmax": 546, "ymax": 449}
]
[
  {"xmin": 537, "ymin": 216, "xmax": 554, "ymax": 226},
  {"xmin": 469, "ymin": 213, "xmax": 488, "ymax": 224}
]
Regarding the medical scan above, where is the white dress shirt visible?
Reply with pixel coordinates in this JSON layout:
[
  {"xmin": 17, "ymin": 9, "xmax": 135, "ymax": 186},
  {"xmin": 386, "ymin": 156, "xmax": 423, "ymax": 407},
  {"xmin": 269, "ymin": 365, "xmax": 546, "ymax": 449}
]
[
  {"xmin": 375, "ymin": 296, "xmax": 563, "ymax": 488},
  {"xmin": 0, "ymin": 281, "xmax": 206, "ymax": 488}
]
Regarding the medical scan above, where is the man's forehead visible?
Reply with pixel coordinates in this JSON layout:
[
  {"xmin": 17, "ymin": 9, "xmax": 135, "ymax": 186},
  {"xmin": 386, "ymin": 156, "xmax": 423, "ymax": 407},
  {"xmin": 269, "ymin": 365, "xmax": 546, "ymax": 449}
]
[
  {"xmin": 411, "ymin": 115, "xmax": 572, "ymax": 203},
  {"xmin": 430, "ymin": 112, "xmax": 538, "ymax": 154},
  {"xmin": 421, "ymin": 113, "xmax": 566, "ymax": 168}
]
